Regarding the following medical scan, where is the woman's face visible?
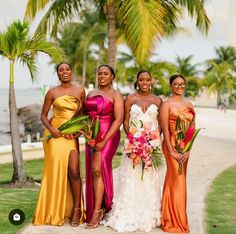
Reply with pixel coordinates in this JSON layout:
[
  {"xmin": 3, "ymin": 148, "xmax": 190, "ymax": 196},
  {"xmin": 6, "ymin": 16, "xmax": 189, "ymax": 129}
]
[
  {"xmin": 170, "ymin": 77, "xmax": 186, "ymax": 95},
  {"xmin": 57, "ymin": 63, "xmax": 72, "ymax": 83},
  {"xmin": 97, "ymin": 66, "xmax": 113, "ymax": 87},
  {"xmin": 137, "ymin": 72, "xmax": 152, "ymax": 92}
]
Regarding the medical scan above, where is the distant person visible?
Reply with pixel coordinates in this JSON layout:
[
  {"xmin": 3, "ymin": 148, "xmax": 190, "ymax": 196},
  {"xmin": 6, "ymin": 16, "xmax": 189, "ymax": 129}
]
[
  {"xmin": 160, "ymin": 74, "xmax": 196, "ymax": 233},
  {"xmin": 33, "ymin": 62, "xmax": 86, "ymax": 226},
  {"xmin": 85, "ymin": 64, "xmax": 124, "ymax": 228},
  {"xmin": 220, "ymin": 99, "xmax": 227, "ymax": 113}
]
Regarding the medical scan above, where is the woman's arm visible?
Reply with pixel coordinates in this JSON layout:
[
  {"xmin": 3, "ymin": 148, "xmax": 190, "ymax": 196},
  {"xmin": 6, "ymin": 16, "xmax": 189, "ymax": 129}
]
[
  {"xmin": 160, "ymin": 101, "xmax": 182, "ymax": 163},
  {"xmin": 95, "ymin": 91, "xmax": 124, "ymax": 150},
  {"xmin": 78, "ymin": 87, "xmax": 86, "ymax": 115},
  {"xmin": 156, "ymin": 97, "xmax": 163, "ymax": 134},
  {"xmin": 123, "ymin": 95, "xmax": 133, "ymax": 135},
  {"xmin": 41, "ymin": 90, "xmax": 62, "ymax": 138}
]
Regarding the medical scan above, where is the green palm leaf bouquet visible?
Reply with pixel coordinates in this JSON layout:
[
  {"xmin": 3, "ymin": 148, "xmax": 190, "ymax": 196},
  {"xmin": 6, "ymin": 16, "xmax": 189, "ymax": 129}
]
[{"xmin": 40, "ymin": 115, "xmax": 89, "ymax": 141}]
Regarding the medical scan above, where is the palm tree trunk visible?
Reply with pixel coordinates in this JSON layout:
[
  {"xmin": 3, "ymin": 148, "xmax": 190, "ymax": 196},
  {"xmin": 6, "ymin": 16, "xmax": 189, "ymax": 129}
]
[
  {"xmin": 217, "ymin": 88, "xmax": 221, "ymax": 108},
  {"xmin": 82, "ymin": 49, "xmax": 87, "ymax": 86},
  {"xmin": 96, "ymin": 43, "xmax": 104, "ymax": 87},
  {"xmin": 9, "ymin": 60, "xmax": 26, "ymax": 182},
  {"xmin": 106, "ymin": 0, "xmax": 117, "ymax": 69}
]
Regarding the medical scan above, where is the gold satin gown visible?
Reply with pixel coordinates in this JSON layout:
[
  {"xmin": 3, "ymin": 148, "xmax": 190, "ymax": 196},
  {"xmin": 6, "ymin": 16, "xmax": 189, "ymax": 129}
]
[
  {"xmin": 33, "ymin": 95, "xmax": 86, "ymax": 225},
  {"xmin": 161, "ymin": 105, "xmax": 195, "ymax": 233}
]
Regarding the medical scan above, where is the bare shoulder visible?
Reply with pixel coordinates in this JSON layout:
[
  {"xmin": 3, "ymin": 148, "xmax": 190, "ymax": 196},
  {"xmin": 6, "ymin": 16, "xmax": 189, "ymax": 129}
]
[
  {"xmin": 124, "ymin": 93, "xmax": 136, "ymax": 104},
  {"xmin": 86, "ymin": 89, "xmax": 97, "ymax": 98},
  {"xmin": 112, "ymin": 89, "xmax": 124, "ymax": 101},
  {"xmin": 161, "ymin": 99, "xmax": 171, "ymax": 109},
  {"xmin": 47, "ymin": 86, "xmax": 58, "ymax": 97},
  {"xmin": 73, "ymin": 84, "xmax": 85, "ymax": 93},
  {"xmin": 184, "ymin": 99, "xmax": 194, "ymax": 108},
  {"xmin": 151, "ymin": 94, "xmax": 163, "ymax": 107}
]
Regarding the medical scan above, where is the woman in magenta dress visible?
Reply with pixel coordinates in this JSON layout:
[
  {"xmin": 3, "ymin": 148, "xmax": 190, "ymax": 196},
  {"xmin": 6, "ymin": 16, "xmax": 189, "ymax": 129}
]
[{"xmin": 85, "ymin": 64, "xmax": 124, "ymax": 228}]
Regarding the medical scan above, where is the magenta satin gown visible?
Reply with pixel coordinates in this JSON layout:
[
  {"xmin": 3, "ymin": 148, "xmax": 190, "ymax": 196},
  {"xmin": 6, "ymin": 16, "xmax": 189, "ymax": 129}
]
[{"xmin": 85, "ymin": 95, "xmax": 120, "ymax": 223}]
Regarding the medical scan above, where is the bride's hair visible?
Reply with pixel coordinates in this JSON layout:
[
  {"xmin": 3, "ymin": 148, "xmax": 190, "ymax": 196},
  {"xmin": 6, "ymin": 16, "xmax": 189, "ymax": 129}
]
[{"xmin": 134, "ymin": 70, "xmax": 152, "ymax": 90}]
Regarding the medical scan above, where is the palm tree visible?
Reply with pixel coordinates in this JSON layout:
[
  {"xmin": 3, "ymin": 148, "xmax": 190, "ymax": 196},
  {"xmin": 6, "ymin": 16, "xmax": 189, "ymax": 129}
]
[
  {"xmin": 24, "ymin": 0, "xmax": 210, "ymax": 68},
  {"xmin": 175, "ymin": 55, "xmax": 199, "ymax": 77},
  {"xmin": 0, "ymin": 21, "xmax": 64, "ymax": 183},
  {"xmin": 56, "ymin": 10, "xmax": 107, "ymax": 86},
  {"xmin": 214, "ymin": 46, "xmax": 236, "ymax": 65},
  {"xmin": 202, "ymin": 61, "xmax": 235, "ymax": 106},
  {"xmin": 174, "ymin": 55, "xmax": 201, "ymax": 97}
]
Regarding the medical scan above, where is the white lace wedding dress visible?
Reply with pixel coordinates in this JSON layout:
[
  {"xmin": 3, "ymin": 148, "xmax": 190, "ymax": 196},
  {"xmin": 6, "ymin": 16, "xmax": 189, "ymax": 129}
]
[{"xmin": 102, "ymin": 104, "xmax": 161, "ymax": 232}]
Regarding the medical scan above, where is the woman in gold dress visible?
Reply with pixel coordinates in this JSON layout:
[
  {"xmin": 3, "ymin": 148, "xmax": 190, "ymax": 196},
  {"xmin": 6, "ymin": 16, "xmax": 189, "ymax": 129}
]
[
  {"xmin": 32, "ymin": 62, "xmax": 86, "ymax": 226},
  {"xmin": 160, "ymin": 74, "xmax": 196, "ymax": 233}
]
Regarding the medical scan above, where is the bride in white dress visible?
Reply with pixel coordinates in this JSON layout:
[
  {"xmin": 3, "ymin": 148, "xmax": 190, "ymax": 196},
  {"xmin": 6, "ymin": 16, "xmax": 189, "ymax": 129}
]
[{"xmin": 102, "ymin": 70, "xmax": 163, "ymax": 232}]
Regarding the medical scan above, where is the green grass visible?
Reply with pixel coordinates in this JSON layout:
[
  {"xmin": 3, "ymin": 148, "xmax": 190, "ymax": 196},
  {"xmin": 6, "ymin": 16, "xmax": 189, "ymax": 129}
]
[
  {"xmin": 205, "ymin": 164, "xmax": 236, "ymax": 234},
  {"xmin": 0, "ymin": 188, "xmax": 38, "ymax": 234},
  {"xmin": 0, "ymin": 152, "xmax": 122, "ymax": 234}
]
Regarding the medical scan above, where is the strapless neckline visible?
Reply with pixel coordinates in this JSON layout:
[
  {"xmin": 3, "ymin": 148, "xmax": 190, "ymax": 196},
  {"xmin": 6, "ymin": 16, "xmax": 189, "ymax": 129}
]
[
  {"xmin": 87, "ymin": 94, "xmax": 113, "ymax": 104},
  {"xmin": 131, "ymin": 104, "xmax": 157, "ymax": 114}
]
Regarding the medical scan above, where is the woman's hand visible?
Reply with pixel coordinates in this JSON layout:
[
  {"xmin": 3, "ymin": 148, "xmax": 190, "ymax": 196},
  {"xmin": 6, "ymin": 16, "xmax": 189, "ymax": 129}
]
[
  {"xmin": 50, "ymin": 128, "xmax": 62, "ymax": 138},
  {"xmin": 73, "ymin": 132, "xmax": 82, "ymax": 138},
  {"xmin": 95, "ymin": 140, "xmax": 106, "ymax": 151},
  {"xmin": 63, "ymin": 134, "xmax": 74, "ymax": 140},
  {"xmin": 179, "ymin": 151, "xmax": 190, "ymax": 163},
  {"xmin": 169, "ymin": 150, "xmax": 183, "ymax": 164}
]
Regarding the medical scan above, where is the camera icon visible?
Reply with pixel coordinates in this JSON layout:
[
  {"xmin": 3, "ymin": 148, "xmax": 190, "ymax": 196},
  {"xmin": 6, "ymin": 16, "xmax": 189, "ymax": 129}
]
[
  {"xmin": 13, "ymin": 213, "xmax": 21, "ymax": 221},
  {"xmin": 9, "ymin": 209, "xmax": 25, "ymax": 225}
]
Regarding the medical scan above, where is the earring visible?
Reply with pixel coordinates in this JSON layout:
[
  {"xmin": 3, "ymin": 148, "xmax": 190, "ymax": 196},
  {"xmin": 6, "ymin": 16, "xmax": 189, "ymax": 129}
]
[
  {"xmin": 136, "ymin": 86, "xmax": 139, "ymax": 91},
  {"xmin": 150, "ymin": 85, "xmax": 152, "ymax": 90}
]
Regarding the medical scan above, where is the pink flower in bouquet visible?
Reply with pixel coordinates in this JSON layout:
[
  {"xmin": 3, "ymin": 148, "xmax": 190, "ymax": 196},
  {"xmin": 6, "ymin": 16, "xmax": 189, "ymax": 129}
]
[
  {"xmin": 178, "ymin": 141, "xmax": 185, "ymax": 150},
  {"xmin": 138, "ymin": 136, "xmax": 146, "ymax": 144},
  {"xmin": 123, "ymin": 120, "xmax": 164, "ymax": 180},
  {"xmin": 150, "ymin": 129, "xmax": 160, "ymax": 140}
]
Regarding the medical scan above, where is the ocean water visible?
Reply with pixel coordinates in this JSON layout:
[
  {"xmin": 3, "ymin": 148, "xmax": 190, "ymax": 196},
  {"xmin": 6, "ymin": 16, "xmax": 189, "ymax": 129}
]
[{"xmin": 0, "ymin": 88, "xmax": 41, "ymax": 146}]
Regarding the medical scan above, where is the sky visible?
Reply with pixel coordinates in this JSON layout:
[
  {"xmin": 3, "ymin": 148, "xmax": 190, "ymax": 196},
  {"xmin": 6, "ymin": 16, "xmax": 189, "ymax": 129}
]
[{"xmin": 0, "ymin": 0, "xmax": 231, "ymax": 89}]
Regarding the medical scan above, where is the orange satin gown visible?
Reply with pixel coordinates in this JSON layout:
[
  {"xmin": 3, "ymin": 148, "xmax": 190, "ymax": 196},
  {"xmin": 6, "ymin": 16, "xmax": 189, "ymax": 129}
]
[
  {"xmin": 161, "ymin": 105, "xmax": 195, "ymax": 233},
  {"xmin": 33, "ymin": 95, "xmax": 86, "ymax": 225}
]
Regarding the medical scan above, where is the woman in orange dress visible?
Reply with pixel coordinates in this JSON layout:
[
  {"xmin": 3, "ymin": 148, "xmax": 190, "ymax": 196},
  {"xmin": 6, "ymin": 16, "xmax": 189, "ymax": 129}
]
[{"xmin": 160, "ymin": 74, "xmax": 196, "ymax": 233}]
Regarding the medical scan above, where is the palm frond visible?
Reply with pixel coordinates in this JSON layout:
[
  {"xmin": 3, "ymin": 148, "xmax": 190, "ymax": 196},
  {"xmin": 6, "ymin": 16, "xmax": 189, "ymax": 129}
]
[
  {"xmin": 33, "ymin": 0, "xmax": 82, "ymax": 37},
  {"xmin": 115, "ymin": 0, "xmax": 166, "ymax": 65},
  {"xmin": 24, "ymin": 0, "xmax": 51, "ymax": 20},
  {"xmin": 175, "ymin": 0, "xmax": 210, "ymax": 34},
  {"xmin": 18, "ymin": 53, "xmax": 38, "ymax": 81}
]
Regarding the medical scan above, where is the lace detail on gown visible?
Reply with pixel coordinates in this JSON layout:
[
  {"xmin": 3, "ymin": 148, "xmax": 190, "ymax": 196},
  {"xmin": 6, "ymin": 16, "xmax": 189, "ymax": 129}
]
[{"xmin": 102, "ymin": 104, "xmax": 161, "ymax": 232}]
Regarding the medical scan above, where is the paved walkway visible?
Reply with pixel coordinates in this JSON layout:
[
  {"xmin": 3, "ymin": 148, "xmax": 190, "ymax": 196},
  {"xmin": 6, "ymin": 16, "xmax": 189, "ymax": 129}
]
[{"xmin": 18, "ymin": 108, "xmax": 236, "ymax": 234}]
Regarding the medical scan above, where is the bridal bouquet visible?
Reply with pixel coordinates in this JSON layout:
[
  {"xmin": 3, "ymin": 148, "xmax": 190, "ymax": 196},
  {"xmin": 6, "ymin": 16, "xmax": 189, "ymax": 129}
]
[
  {"xmin": 124, "ymin": 120, "xmax": 164, "ymax": 180},
  {"xmin": 174, "ymin": 114, "xmax": 203, "ymax": 175}
]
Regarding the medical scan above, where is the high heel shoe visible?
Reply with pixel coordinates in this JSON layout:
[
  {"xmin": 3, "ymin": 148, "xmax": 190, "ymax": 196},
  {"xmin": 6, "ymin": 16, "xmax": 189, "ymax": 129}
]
[
  {"xmin": 85, "ymin": 208, "xmax": 105, "ymax": 229},
  {"xmin": 71, "ymin": 208, "xmax": 81, "ymax": 227}
]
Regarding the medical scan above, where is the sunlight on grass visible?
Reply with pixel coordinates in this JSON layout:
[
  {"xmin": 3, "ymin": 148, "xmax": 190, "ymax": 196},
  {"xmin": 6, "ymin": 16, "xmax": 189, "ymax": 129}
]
[{"xmin": 206, "ymin": 164, "xmax": 236, "ymax": 234}]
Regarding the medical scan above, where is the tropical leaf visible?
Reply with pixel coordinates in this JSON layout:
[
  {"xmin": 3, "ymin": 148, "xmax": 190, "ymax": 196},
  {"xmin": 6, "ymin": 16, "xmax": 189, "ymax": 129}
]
[
  {"xmin": 152, "ymin": 148, "xmax": 165, "ymax": 170},
  {"xmin": 182, "ymin": 128, "xmax": 203, "ymax": 153},
  {"xmin": 92, "ymin": 117, "xmax": 100, "ymax": 139},
  {"xmin": 58, "ymin": 115, "xmax": 89, "ymax": 130}
]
